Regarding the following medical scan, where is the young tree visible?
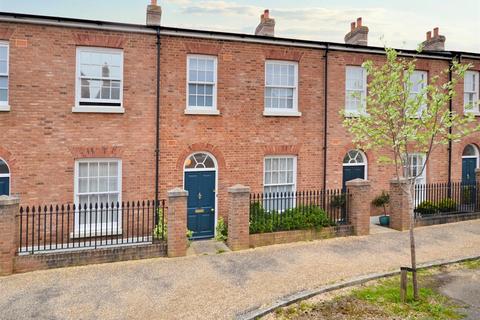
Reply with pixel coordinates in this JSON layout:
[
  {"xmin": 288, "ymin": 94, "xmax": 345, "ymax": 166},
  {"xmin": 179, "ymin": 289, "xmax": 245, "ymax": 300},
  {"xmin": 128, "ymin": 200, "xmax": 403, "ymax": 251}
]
[{"xmin": 343, "ymin": 47, "xmax": 479, "ymax": 300}]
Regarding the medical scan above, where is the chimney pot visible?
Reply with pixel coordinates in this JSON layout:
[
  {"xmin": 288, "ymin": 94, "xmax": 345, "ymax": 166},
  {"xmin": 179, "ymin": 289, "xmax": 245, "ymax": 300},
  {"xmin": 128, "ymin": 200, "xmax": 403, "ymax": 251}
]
[
  {"xmin": 423, "ymin": 27, "xmax": 445, "ymax": 51},
  {"xmin": 345, "ymin": 18, "xmax": 368, "ymax": 46},
  {"xmin": 255, "ymin": 9, "xmax": 275, "ymax": 37},
  {"xmin": 151, "ymin": 0, "xmax": 157, "ymax": 5}
]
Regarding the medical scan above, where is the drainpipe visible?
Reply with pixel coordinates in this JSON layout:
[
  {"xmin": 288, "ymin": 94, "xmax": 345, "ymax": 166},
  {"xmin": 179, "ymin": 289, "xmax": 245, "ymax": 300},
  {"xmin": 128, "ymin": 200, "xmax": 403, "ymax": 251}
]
[
  {"xmin": 447, "ymin": 56, "xmax": 453, "ymax": 186},
  {"xmin": 154, "ymin": 26, "xmax": 161, "ymax": 223},
  {"xmin": 323, "ymin": 44, "xmax": 329, "ymax": 191}
]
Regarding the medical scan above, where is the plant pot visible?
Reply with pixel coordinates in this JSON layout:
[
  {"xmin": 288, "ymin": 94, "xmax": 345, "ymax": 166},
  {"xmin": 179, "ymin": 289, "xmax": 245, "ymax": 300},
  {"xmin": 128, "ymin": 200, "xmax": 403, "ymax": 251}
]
[{"xmin": 379, "ymin": 215, "xmax": 390, "ymax": 226}]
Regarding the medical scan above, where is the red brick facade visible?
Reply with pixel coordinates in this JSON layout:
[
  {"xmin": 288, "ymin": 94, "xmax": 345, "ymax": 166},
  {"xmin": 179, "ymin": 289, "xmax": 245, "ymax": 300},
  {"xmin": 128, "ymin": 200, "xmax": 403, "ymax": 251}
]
[{"xmin": 0, "ymin": 13, "xmax": 479, "ymax": 223}]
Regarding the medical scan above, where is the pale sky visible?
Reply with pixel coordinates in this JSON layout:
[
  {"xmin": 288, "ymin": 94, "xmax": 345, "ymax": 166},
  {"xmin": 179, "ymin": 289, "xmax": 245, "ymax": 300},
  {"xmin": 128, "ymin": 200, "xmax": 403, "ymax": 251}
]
[{"xmin": 1, "ymin": 0, "xmax": 479, "ymax": 53}]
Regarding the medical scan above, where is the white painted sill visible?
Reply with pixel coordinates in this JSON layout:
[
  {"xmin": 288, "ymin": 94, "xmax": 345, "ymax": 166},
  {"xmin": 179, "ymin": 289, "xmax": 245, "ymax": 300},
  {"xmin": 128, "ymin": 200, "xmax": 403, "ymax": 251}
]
[
  {"xmin": 70, "ymin": 228, "xmax": 123, "ymax": 239},
  {"xmin": 0, "ymin": 105, "xmax": 11, "ymax": 112},
  {"xmin": 344, "ymin": 111, "xmax": 368, "ymax": 118},
  {"xmin": 263, "ymin": 110, "xmax": 302, "ymax": 117},
  {"xmin": 184, "ymin": 109, "xmax": 220, "ymax": 116},
  {"xmin": 72, "ymin": 106, "xmax": 125, "ymax": 114}
]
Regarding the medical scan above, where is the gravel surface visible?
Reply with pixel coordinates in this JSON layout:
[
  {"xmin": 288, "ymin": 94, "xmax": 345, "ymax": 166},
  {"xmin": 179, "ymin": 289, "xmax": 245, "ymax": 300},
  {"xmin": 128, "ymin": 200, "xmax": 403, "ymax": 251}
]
[{"xmin": 0, "ymin": 220, "xmax": 479, "ymax": 320}]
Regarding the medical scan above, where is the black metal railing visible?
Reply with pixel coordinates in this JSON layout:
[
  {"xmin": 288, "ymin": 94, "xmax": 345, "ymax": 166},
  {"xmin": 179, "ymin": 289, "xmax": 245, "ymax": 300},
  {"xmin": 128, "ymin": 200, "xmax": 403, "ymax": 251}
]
[
  {"xmin": 18, "ymin": 200, "xmax": 166, "ymax": 254},
  {"xmin": 414, "ymin": 182, "xmax": 479, "ymax": 218},
  {"xmin": 249, "ymin": 189, "xmax": 349, "ymax": 234}
]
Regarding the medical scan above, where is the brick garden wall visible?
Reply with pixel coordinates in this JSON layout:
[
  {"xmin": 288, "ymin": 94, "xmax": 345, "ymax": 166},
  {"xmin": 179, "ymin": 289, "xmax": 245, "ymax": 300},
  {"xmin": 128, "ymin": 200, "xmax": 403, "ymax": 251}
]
[
  {"xmin": 249, "ymin": 225, "xmax": 354, "ymax": 248},
  {"xmin": 14, "ymin": 241, "xmax": 166, "ymax": 274}
]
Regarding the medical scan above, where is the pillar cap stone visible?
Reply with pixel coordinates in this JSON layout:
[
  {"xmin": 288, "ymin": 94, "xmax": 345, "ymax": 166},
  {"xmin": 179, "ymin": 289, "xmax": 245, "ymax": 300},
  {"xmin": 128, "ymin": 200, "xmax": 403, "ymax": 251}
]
[
  {"xmin": 475, "ymin": 168, "xmax": 480, "ymax": 174},
  {"xmin": 167, "ymin": 188, "xmax": 188, "ymax": 198},
  {"xmin": 228, "ymin": 184, "xmax": 251, "ymax": 193},
  {"xmin": 345, "ymin": 178, "xmax": 370, "ymax": 187},
  {"xmin": 0, "ymin": 195, "xmax": 20, "ymax": 206}
]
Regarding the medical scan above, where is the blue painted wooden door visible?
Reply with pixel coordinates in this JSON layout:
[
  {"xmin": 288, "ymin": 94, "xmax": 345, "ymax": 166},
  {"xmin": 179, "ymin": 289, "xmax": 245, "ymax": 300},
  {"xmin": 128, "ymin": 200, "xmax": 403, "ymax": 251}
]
[
  {"xmin": 0, "ymin": 177, "xmax": 9, "ymax": 196},
  {"xmin": 342, "ymin": 165, "xmax": 365, "ymax": 191},
  {"xmin": 462, "ymin": 158, "xmax": 476, "ymax": 185},
  {"xmin": 185, "ymin": 171, "xmax": 216, "ymax": 239}
]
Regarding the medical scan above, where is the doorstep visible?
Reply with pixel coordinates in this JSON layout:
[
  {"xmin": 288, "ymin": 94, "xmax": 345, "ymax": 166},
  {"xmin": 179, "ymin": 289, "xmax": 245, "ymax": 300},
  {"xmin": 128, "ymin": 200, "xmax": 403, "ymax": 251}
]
[{"xmin": 186, "ymin": 239, "xmax": 231, "ymax": 256}]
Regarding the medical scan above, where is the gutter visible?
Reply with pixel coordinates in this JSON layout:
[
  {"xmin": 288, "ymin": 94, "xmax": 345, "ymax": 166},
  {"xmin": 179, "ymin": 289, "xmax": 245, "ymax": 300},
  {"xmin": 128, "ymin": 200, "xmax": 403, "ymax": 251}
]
[
  {"xmin": 1, "ymin": 12, "xmax": 478, "ymax": 61},
  {"xmin": 323, "ymin": 45, "xmax": 329, "ymax": 191},
  {"xmin": 447, "ymin": 56, "xmax": 454, "ymax": 185}
]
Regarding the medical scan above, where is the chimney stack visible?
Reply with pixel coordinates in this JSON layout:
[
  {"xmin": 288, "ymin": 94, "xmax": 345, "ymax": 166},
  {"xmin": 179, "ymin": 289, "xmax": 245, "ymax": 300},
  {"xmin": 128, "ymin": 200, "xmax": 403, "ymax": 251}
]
[
  {"xmin": 344, "ymin": 17, "xmax": 369, "ymax": 46},
  {"xmin": 422, "ymin": 27, "xmax": 445, "ymax": 51},
  {"xmin": 255, "ymin": 9, "xmax": 275, "ymax": 37},
  {"xmin": 146, "ymin": 0, "xmax": 162, "ymax": 27}
]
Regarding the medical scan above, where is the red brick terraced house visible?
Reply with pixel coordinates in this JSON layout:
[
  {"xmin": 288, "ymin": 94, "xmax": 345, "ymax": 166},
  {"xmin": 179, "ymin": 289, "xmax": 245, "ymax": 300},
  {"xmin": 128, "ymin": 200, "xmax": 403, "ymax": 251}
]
[{"xmin": 0, "ymin": 3, "xmax": 479, "ymax": 240}]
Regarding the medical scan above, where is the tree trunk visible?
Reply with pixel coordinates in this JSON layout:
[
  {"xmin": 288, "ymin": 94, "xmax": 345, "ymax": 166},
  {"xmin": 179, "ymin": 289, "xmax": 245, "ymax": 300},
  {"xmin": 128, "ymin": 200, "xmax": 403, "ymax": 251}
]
[{"xmin": 407, "ymin": 185, "xmax": 419, "ymax": 300}]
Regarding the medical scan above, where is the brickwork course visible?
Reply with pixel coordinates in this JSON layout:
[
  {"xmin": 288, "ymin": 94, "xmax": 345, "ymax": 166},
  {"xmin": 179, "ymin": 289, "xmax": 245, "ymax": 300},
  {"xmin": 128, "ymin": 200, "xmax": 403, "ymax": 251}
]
[{"xmin": 0, "ymin": 5, "xmax": 479, "ymax": 224}]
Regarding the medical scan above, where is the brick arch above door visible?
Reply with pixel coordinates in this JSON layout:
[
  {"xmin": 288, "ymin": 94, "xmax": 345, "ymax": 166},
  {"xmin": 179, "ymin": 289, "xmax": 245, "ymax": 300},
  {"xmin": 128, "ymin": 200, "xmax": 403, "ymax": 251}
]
[{"xmin": 176, "ymin": 143, "xmax": 226, "ymax": 172}]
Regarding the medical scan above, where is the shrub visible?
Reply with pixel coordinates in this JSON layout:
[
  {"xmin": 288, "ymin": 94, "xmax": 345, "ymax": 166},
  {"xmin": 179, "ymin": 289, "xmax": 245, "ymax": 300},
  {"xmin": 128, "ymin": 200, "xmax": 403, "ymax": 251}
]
[
  {"xmin": 414, "ymin": 201, "xmax": 438, "ymax": 216},
  {"xmin": 437, "ymin": 198, "xmax": 457, "ymax": 213},
  {"xmin": 249, "ymin": 203, "xmax": 334, "ymax": 234},
  {"xmin": 215, "ymin": 217, "xmax": 228, "ymax": 242},
  {"xmin": 153, "ymin": 208, "xmax": 166, "ymax": 239},
  {"xmin": 330, "ymin": 194, "xmax": 346, "ymax": 209},
  {"xmin": 371, "ymin": 191, "xmax": 390, "ymax": 215}
]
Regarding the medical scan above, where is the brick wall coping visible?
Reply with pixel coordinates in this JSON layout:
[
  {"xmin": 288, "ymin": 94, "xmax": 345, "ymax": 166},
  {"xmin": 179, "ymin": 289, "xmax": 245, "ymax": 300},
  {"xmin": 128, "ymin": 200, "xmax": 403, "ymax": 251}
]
[
  {"xmin": 0, "ymin": 196, "xmax": 20, "ymax": 206},
  {"xmin": 228, "ymin": 184, "xmax": 250, "ymax": 193},
  {"xmin": 476, "ymin": 168, "xmax": 480, "ymax": 174},
  {"xmin": 345, "ymin": 178, "xmax": 370, "ymax": 186},
  {"xmin": 168, "ymin": 188, "xmax": 188, "ymax": 198}
]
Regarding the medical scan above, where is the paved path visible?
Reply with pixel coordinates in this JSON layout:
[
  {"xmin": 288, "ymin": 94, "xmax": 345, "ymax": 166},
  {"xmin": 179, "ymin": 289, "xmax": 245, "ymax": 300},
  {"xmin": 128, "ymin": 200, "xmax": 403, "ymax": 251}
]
[
  {"xmin": 436, "ymin": 268, "xmax": 480, "ymax": 319},
  {"xmin": 0, "ymin": 220, "xmax": 479, "ymax": 320}
]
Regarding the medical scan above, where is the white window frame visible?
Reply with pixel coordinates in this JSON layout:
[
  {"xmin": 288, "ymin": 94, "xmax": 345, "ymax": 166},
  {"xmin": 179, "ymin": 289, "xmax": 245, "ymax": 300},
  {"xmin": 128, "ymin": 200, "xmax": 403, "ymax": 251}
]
[
  {"xmin": 264, "ymin": 60, "xmax": 301, "ymax": 117},
  {"xmin": 0, "ymin": 157, "xmax": 11, "ymax": 196},
  {"xmin": 345, "ymin": 66, "xmax": 367, "ymax": 116},
  {"xmin": 73, "ymin": 47, "xmax": 124, "ymax": 114},
  {"xmin": 405, "ymin": 153, "xmax": 427, "ymax": 185},
  {"xmin": 464, "ymin": 70, "xmax": 480, "ymax": 115},
  {"xmin": 263, "ymin": 155, "xmax": 297, "ymax": 211},
  {"xmin": 185, "ymin": 54, "xmax": 218, "ymax": 115},
  {"xmin": 73, "ymin": 158, "xmax": 122, "ymax": 236},
  {"xmin": 0, "ymin": 41, "xmax": 9, "ymax": 111},
  {"xmin": 263, "ymin": 156, "xmax": 297, "ymax": 193},
  {"xmin": 408, "ymin": 70, "xmax": 428, "ymax": 117}
]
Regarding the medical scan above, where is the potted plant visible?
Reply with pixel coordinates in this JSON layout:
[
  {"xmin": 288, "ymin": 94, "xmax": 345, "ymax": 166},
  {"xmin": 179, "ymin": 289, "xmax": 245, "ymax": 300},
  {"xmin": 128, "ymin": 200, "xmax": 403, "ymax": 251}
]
[{"xmin": 372, "ymin": 191, "xmax": 390, "ymax": 226}]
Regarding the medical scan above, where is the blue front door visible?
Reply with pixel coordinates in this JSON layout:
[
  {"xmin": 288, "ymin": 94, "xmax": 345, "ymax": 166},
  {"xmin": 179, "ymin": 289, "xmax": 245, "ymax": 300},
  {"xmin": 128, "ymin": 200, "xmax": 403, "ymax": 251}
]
[
  {"xmin": 185, "ymin": 171, "xmax": 216, "ymax": 239},
  {"xmin": 0, "ymin": 177, "xmax": 9, "ymax": 196},
  {"xmin": 342, "ymin": 165, "xmax": 365, "ymax": 191},
  {"xmin": 462, "ymin": 158, "xmax": 476, "ymax": 185}
]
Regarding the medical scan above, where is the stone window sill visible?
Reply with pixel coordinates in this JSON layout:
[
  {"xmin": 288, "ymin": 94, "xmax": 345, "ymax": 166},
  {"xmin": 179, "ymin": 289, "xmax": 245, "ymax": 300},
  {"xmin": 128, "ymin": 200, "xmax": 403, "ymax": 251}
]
[
  {"xmin": 263, "ymin": 110, "xmax": 302, "ymax": 117},
  {"xmin": 0, "ymin": 105, "xmax": 11, "ymax": 112},
  {"xmin": 72, "ymin": 106, "xmax": 125, "ymax": 114},
  {"xmin": 184, "ymin": 109, "xmax": 220, "ymax": 116}
]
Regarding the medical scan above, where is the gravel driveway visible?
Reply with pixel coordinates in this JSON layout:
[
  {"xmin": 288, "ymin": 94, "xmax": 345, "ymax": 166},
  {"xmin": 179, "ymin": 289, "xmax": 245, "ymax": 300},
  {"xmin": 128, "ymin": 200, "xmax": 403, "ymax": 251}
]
[{"xmin": 0, "ymin": 220, "xmax": 479, "ymax": 320}]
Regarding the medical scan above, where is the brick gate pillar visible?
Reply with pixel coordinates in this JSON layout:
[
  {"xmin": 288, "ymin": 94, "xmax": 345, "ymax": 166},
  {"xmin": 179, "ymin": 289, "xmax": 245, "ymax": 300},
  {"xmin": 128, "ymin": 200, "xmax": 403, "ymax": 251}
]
[
  {"xmin": 476, "ymin": 168, "xmax": 480, "ymax": 182},
  {"xmin": 167, "ymin": 188, "xmax": 188, "ymax": 258},
  {"xmin": 227, "ymin": 184, "xmax": 250, "ymax": 251},
  {"xmin": 389, "ymin": 178, "xmax": 412, "ymax": 231},
  {"xmin": 0, "ymin": 196, "xmax": 20, "ymax": 276},
  {"xmin": 346, "ymin": 179, "xmax": 371, "ymax": 236}
]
